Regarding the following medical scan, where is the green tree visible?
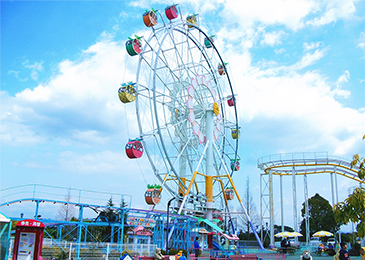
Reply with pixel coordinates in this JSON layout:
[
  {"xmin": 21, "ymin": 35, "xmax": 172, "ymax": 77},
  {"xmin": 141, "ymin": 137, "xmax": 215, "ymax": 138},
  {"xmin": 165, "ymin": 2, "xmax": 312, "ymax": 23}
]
[
  {"xmin": 334, "ymin": 135, "xmax": 365, "ymax": 238},
  {"xmin": 299, "ymin": 193, "xmax": 340, "ymax": 237}
]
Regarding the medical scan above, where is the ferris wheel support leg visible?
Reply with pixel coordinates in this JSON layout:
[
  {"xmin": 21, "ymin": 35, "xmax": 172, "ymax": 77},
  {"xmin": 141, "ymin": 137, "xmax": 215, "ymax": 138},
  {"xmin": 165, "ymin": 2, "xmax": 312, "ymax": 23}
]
[
  {"xmin": 177, "ymin": 142, "xmax": 209, "ymax": 215},
  {"xmin": 205, "ymin": 110, "xmax": 214, "ymax": 221},
  {"xmin": 218, "ymin": 179, "xmax": 235, "ymax": 233},
  {"xmin": 226, "ymin": 174, "xmax": 265, "ymax": 250},
  {"xmin": 177, "ymin": 170, "xmax": 199, "ymax": 215}
]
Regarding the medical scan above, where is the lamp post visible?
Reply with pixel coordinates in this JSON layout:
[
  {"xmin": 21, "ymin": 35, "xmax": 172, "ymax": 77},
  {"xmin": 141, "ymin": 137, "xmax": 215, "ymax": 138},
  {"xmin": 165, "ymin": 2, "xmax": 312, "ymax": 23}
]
[{"xmin": 166, "ymin": 197, "xmax": 176, "ymax": 254}]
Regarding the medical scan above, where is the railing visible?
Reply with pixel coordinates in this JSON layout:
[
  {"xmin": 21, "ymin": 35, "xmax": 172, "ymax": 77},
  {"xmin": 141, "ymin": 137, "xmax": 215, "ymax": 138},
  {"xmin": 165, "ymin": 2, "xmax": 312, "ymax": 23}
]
[{"xmin": 0, "ymin": 184, "xmax": 133, "ymax": 207}]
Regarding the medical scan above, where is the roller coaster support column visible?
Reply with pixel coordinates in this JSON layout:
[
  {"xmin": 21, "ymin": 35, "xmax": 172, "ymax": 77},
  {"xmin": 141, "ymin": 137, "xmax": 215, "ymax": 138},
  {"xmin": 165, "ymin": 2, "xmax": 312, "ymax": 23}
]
[
  {"xmin": 269, "ymin": 170, "xmax": 274, "ymax": 247},
  {"xmin": 304, "ymin": 174, "xmax": 310, "ymax": 244},
  {"xmin": 34, "ymin": 200, "xmax": 40, "ymax": 219},
  {"xmin": 280, "ymin": 175, "xmax": 284, "ymax": 233},
  {"xmin": 292, "ymin": 167, "xmax": 298, "ymax": 236},
  {"xmin": 76, "ymin": 205, "xmax": 84, "ymax": 260}
]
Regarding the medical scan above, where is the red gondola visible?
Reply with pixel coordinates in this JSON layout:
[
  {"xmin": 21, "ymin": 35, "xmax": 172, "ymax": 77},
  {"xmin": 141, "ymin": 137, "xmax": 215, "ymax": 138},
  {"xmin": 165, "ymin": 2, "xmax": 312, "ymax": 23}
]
[
  {"xmin": 125, "ymin": 139, "xmax": 143, "ymax": 159},
  {"xmin": 227, "ymin": 95, "xmax": 235, "ymax": 107},
  {"xmin": 145, "ymin": 185, "xmax": 162, "ymax": 205},
  {"xmin": 165, "ymin": 5, "xmax": 178, "ymax": 20},
  {"xmin": 143, "ymin": 10, "xmax": 158, "ymax": 27},
  {"xmin": 225, "ymin": 188, "xmax": 234, "ymax": 200}
]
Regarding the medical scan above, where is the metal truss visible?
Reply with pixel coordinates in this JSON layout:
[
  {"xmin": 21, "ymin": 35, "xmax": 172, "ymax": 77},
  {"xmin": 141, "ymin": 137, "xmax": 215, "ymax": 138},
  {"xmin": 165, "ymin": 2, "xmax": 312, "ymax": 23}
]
[{"xmin": 257, "ymin": 152, "xmax": 362, "ymax": 247}]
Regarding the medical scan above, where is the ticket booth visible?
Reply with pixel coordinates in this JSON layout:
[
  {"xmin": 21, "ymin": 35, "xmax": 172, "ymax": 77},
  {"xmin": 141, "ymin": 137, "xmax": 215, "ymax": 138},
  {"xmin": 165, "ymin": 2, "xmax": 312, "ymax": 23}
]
[
  {"xmin": 12, "ymin": 219, "xmax": 45, "ymax": 260},
  {"xmin": 0, "ymin": 213, "xmax": 11, "ymax": 260}
]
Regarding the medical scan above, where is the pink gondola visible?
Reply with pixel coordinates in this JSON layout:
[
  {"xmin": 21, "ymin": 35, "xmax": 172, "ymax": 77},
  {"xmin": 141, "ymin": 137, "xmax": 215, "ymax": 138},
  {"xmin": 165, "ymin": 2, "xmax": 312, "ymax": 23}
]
[
  {"xmin": 165, "ymin": 5, "xmax": 178, "ymax": 20},
  {"xmin": 125, "ymin": 139, "xmax": 143, "ymax": 159},
  {"xmin": 230, "ymin": 159, "xmax": 240, "ymax": 171},
  {"xmin": 227, "ymin": 95, "xmax": 235, "ymax": 107}
]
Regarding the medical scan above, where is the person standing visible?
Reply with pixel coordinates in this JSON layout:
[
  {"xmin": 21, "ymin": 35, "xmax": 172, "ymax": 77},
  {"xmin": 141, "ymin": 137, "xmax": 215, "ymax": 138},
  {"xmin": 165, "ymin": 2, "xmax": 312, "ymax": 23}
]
[
  {"xmin": 339, "ymin": 242, "xmax": 351, "ymax": 260},
  {"xmin": 360, "ymin": 247, "xmax": 365, "ymax": 260},
  {"xmin": 281, "ymin": 238, "xmax": 288, "ymax": 254},
  {"xmin": 194, "ymin": 237, "xmax": 201, "ymax": 257}
]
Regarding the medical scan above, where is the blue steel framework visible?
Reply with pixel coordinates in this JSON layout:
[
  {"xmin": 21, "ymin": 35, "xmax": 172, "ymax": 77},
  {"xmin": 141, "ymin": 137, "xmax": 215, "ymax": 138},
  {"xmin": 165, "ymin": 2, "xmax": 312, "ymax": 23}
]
[{"xmin": 0, "ymin": 185, "xmax": 198, "ymax": 259}]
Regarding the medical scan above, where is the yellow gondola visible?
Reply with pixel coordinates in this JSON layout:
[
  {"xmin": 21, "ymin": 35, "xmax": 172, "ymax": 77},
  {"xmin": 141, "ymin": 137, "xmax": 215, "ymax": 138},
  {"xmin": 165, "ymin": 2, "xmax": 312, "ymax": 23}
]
[
  {"xmin": 231, "ymin": 127, "xmax": 240, "ymax": 139},
  {"xmin": 118, "ymin": 82, "xmax": 137, "ymax": 103},
  {"xmin": 187, "ymin": 14, "xmax": 197, "ymax": 28}
]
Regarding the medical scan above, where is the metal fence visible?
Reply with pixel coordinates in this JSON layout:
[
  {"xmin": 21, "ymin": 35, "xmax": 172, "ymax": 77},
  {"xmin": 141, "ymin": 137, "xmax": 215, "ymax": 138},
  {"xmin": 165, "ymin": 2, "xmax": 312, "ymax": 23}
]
[{"xmin": 7, "ymin": 239, "xmax": 157, "ymax": 260}]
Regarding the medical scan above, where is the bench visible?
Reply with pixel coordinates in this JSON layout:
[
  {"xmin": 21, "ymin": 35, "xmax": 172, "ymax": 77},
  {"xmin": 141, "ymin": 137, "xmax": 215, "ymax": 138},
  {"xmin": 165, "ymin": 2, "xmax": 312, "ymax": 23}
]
[
  {"xmin": 277, "ymin": 247, "xmax": 296, "ymax": 255},
  {"xmin": 228, "ymin": 254, "xmax": 258, "ymax": 260},
  {"xmin": 139, "ymin": 256, "xmax": 172, "ymax": 260}
]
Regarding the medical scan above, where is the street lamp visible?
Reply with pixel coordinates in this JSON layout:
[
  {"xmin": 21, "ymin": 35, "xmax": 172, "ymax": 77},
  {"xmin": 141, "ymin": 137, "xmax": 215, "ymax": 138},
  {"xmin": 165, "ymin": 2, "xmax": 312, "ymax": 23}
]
[{"xmin": 165, "ymin": 197, "xmax": 176, "ymax": 254}]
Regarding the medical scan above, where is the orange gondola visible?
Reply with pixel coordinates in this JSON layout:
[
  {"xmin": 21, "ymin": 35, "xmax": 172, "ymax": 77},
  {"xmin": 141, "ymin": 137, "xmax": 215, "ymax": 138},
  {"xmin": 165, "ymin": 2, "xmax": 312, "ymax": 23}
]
[
  {"xmin": 125, "ymin": 138, "xmax": 143, "ymax": 159},
  {"xmin": 118, "ymin": 82, "xmax": 137, "ymax": 103},
  {"xmin": 165, "ymin": 4, "xmax": 178, "ymax": 20},
  {"xmin": 227, "ymin": 95, "xmax": 235, "ymax": 107},
  {"xmin": 225, "ymin": 188, "xmax": 235, "ymax": 200},
  {"xmin": 143, "ymin": 9, "xmax": 158, "ymax": 27},
  {"xmin": 145, "ymin": 184, "xmax": 162, "ymax": 205},
  {"xmin": 218, "ymin": 63, "xmax": 227, "ymax": 75},
  {"xmin": 230, "ymin": 159, "xmax": 240, "ymax": 171}
]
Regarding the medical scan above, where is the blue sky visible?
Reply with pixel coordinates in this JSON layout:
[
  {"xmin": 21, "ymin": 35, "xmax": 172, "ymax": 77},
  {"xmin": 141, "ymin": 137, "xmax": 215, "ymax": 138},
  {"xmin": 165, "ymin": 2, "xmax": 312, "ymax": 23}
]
[{"xmin": 1, "ymin": 0, "xmax": 364, "ymax": 231}]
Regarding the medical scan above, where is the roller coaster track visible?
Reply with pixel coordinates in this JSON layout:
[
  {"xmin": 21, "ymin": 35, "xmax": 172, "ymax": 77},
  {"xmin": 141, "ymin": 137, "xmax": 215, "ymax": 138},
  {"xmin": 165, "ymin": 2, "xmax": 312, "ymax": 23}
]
[
  {"xmin": 257, "ymin": 152, "xmax": 363, "ymax": 183},
  {"xmin": 257, "ymin": 152, "xmax": 363, "ymax": 248}
]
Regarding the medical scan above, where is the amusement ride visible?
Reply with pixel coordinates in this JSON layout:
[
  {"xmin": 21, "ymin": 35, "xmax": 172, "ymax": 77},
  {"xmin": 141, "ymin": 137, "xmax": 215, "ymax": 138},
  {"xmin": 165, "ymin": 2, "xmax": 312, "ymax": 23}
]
[{"xmin": 119, "ymin": 3, "xmax": 264, "ymax": 249}]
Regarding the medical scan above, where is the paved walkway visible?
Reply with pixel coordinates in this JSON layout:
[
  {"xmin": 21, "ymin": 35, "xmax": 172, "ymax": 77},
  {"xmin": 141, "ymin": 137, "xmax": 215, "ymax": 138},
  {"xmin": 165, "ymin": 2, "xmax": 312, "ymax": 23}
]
[{"xmin": 285, "ymin": 252, "xmax": 362, "ymax": 260}]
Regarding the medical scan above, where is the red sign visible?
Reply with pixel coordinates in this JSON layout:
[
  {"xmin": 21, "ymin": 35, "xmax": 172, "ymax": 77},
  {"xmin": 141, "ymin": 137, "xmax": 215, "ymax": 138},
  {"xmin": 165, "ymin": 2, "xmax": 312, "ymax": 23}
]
[{"xmin": 16, "ymin": 219, "xmax": 45, "ymax": 228}]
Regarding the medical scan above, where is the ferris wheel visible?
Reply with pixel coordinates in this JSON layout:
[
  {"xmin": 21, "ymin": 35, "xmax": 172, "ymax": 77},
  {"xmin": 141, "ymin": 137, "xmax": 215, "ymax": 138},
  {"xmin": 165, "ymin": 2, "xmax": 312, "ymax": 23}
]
[{"xmin": 120, "ymin": 5, "xmax": 240, "ymax": 218}]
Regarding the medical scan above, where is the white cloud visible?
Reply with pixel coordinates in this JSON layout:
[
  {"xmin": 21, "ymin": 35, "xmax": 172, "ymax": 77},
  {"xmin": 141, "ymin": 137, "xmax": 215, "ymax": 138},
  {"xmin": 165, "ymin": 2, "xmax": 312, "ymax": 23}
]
[
  {"xmin": 294, "ymin": 48, "xmax": 326, "ymax": 69},
  {"xmin": 358, "ymin": 32, "xmax": 365, "ymax": 49},
  {"xmin": 1, "ymin": 38, "xmax": 138, "ymax": 146},
  {"xmin": 331, "ymin": 70, "xmax": 351, "ymax": 98},
  {"xmin": 227, "ymin": 43, "xmax": 364, "ymax": 158},
  {"xmin": 260, "ymin": 31, "xmax": 285, "ymax": 46},
  {"xmin": 22, "ymin": 60, "xmax": 43, "ymax": 80},
  {"xmin": 306, "ymin": 0, "xmax": 357, "ymax": 26},
  {"xmin": 222, "ymin": 0, "xmax": 315, "ymax": 30},
  {"xmin": 303, "ymin": 42, "xmax": 322, "ymax": 51}
]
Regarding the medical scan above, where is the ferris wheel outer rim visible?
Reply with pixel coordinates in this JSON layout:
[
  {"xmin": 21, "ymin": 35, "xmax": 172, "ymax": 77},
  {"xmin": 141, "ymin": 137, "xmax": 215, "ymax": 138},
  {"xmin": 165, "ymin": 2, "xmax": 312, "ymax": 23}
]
[{"xmin": 134, "ymin": 19, "xmax": 239, "ymax": 201}]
